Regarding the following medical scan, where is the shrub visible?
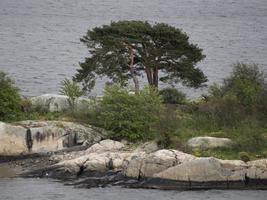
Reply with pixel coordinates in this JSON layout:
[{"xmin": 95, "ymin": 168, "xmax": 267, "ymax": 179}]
[
  {"xmin": 21, "ymin": 98, "xmax": 32, "ymax": 113},
  {"xmin": 238, "ymin": 152, "xmax": 250, "ymax": 162},
  {"xmin": 223, "ymin": 63, "xmax": 266, "ymax": 108},
  {"xmin": 262, "ymin": 151, "xmax": 267, "ymax": 158},
  {"xmin": 208, "ymin": 63, "xmax": 266, "ymax": 108},
  {"xmin": 198, "ymin": 63, "xmax": 267, "ymax": 127},
  {"xmin": 159, "ymin": 88, "xmax": 186, "ymax": 104},
  {"xmin": 60, "ymin": 78, "xmax": 84, "ymax": 112},
  {"xmin": 99, "ymin": 85, "xmax": 163, "ymax": 141},
  {"xmin": 156, "ymin": 105, "xmax": 181, "ymax": 148},
  {"xmin": 0, "ymin": 71, "xmax": 21, "ymax": 121},
  {"xmin": 233, "ymin": 122, "xmax": 265, "ymax": 152}
]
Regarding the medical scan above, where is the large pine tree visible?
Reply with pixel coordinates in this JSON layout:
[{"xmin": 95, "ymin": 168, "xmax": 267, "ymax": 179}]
[{"xmin": 75, "ymin": 21, "xmax": 207, "ymax": 92}]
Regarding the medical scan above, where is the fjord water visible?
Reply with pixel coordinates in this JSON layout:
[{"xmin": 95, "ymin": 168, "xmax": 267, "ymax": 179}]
[
  {"xmin": 0, "ymin": 178, "xmax": 267, "ymax": 200},
  {"xmin": 0, "ymin": 0, "xmax": 267, "ymax": 97}
]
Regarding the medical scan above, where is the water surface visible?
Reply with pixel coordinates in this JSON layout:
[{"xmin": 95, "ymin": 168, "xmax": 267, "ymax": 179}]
[
  {"xmin": 0, "ymin": 0, "xmax": 267, "ymax": 97},
  {"xmin": 0, "ymin": 178, "xmax": 267, "ymax": 200}
]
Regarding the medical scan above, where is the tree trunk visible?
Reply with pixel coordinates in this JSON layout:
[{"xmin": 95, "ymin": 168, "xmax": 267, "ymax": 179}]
[
  {"xmin": 152, "ymin": 67, "xmax": 159, "ymax": 88},
  {"xmin": 145, "ymin": 67, "xmax": 153, "ymax": 85},
  {"xmin": 128, "ymin": 47, "xmax": 140, "ymax": 93},
  {"xmin": 144, "ymin": 67, "xmax": 159, "ymax": 88}
]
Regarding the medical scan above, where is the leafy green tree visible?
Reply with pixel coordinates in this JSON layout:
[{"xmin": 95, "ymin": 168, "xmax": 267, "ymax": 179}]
[
  {"xmin": 60, "ymin": 78, "xmax": 84, "ymax": 111},
  {"xmin": 99, "ymin": 85, "xmax": 163, "ymax": 141},
  {"xmin": 0, "ymin": 71, "xmax": 21, "ymax": 121},
  {"xmin": 75, "ymin": 21, "xmax": 207, "ymax": 92}
]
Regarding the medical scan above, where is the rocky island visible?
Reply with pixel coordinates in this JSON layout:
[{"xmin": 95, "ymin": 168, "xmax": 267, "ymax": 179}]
[{"xmin": 1, "ymin": 114, "xmax": 267, "ymax": 190}]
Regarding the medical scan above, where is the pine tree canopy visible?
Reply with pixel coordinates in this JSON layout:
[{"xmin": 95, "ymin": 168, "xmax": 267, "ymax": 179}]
[{"xmin": 75, "ymin": 20, "xmax": 207, "ymax": 92}]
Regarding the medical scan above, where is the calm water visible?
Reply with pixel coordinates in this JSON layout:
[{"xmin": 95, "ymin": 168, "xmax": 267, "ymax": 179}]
[
  {"xmin": 0, "ymin": 0, "xmax": 267, "ymax": 97},
  {"xmin": 0, "ymin": 178, "xmax": 267, "ymax": 200}
]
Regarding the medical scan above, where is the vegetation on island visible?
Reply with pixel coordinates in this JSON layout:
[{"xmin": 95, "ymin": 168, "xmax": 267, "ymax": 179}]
[
  {"xmin": 1, "ymin": 21, "xmax": 267, "ymax": 161},
  {"xmin": 60, "ymin": 78, "xmax": 84, "ymax": 112},
  {"xmin": 0, "ymin": 71, "xmax": 21, "ymax": 121}
]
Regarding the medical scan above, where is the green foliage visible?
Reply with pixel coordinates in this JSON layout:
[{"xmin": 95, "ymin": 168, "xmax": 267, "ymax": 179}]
[
  {"xmin": 208, "ymin": 63, "xmax": 266, "ymax": 109},
  {"xmin": 224, "ymin": 63, "xmax": 265, "ymax": 106},
  {"xmin": 262, "ymin": 151, "xmax": 267, "ymax": 158},
  {"xmin": 156, "ymin": 105, "xmax": 181, "ymax": 148},
  {"xmin": 0, "ymin": 71, "xmax": 21, "ymax": 121},
  {"xmin": 159, "ymin": 88, "xmax": 186, "ymax": 104},
  {"xmin": 198, "ymin": 63, "xmax": 267, "ymax": 127},
  {"xmin": 232, "ymin": 121, "xmax": 266, "ymax": 152},
  {"xmin": 238, "ymin": 152, "xmax": 250, "ymax": 162},
  {"xmin": 60, "ymin": 78, "xmax": 84, "ymax": 111},
  {"xmin": 75, "ymin": 20, "xmax": 207, "ymax": 92},
  {"xmin": 99, "ymin": 85, "xmax": 163, "ymax": 141},
  {"xmin": 21, "ymin": 98, "xmax": 32, "ymax": 113}
]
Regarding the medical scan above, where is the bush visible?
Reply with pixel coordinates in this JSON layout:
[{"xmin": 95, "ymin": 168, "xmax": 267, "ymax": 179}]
[
  {"xmin": 208, "ymin": 63, "xmax": 266, "ymax": 109},
  {"xmin": 238, "ymin": 152, "xmax": 250, "ymax": 162},
  {"xmin": 99, "ymin": 85, "xmax": 163, "ymax": 141},
  {"xmin": 198, "ymin": 63, "xmax": 267, "ymax": 127},
  {"xmin": 223, "ymin": 63, "xmax": 266, "ymax": 108},
  {"xmin": 262, "ymin": 151, "xmax": 267, "ymax": 158},
  {"xmin": 233, "ymin": 121, "xmax": 265, "ymax": 152},
  {"xmin": 156, "ymin": 105, "xmax": 182, "ymax": 148},
  {"xmin": 159, "ymin": 88, "xmax": 186, "ymax": 104},
  {"xmin": 21, "ymin": 98, "xmax": 32, "ymax": 113},
  {"xmin": 0, "ymin": 71, "xmax": 21, "ymax": 121}
]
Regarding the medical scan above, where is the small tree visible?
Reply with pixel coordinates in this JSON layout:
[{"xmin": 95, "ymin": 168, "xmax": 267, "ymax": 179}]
[
  {"xmin": 60, "ymin": 78, "xmax": 84, "ymax": 111},
  {"xmin": 0, "ymin": 71, "xmax": 21, "ymax": 121},
  {"xmin": 75, "ymin": 21, "xmax": 207, "ymax": 92}
]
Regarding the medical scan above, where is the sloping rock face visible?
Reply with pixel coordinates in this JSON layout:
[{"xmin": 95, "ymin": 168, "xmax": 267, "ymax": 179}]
[
  {"xmin": 247, "ymin": 159, "xmax": 267, "ymax": 180},
  {"xmin": 47, "ymin": 144, "xmax": 195, "ymax": 180},
  {"xmin": 134, "ymin": 141, "xmax": 160, "ymax": 153},
  {"xmin": 86, "ymin": 139, "xmax": 125, "ymax": 154},
  {"xmin": 29, "ymin": 94, "xmax": 92, "ymax": 112},
  {"xmin": 0, "ymin": 120, "xmax": 107, "ymax": 156},
  {"xmin": 125, "ymin": 150, "xmax": 196, "ymax": 178},
  {"xmin": 154, "ymin": 157, "xmax": 247, "ymax": 182},
  {"xmin": 187, "ymin": 136, "xmax": 234, "ymax": 150},
  {"xmin": 50, "ymin": 139, "xmax": 126, "ymax": 162},
  {"xmin": 0, "ymin": 122, "xmax": 27, "ymax": 155}
]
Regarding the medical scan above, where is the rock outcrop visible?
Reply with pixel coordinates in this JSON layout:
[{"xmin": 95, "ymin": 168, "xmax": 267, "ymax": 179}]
[
  {"xmin": 134, "ymin": 141, "xmax": 160, "ymax": 153},
  {"xmin": 9, "ymin": 138, "xmax": 267, "ymax": 190},
  {"xmin": 0, "ymin": 122, "xmax": 28, "ymax": 155},
  {"xmin": 29, "ymin": 94, "xmax": 92, "ymax": 112},
  {"xmin": 247, "ymin": 159, "xmax": 267, "ymax": 180},
  {"xmin": 0, "ymin": 120, "xmax": 107, "ymax": 156},
  {"xmin": 125, "ymin": 150, "xmax": 195, "ymax": 178},
  {"xmin": 187, "ymin": 136, "xmax": 234, "ymax": 150},
  {"xmin": 154, "ymin": 157, "xmax": 247, "ymax": 182},
  {"xmin": 44, "ymin": 142, "xmax": 195, "ymax": 181}
]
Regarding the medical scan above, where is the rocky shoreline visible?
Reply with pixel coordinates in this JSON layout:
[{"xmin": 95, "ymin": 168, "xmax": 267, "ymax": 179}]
[
  {"xmin": 1, "ymin": 139, "xmax": 266, "ymax": 190},
  {"xmin": 1, "ymin": 119, "xmax": 267, "ymax": 190}
]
